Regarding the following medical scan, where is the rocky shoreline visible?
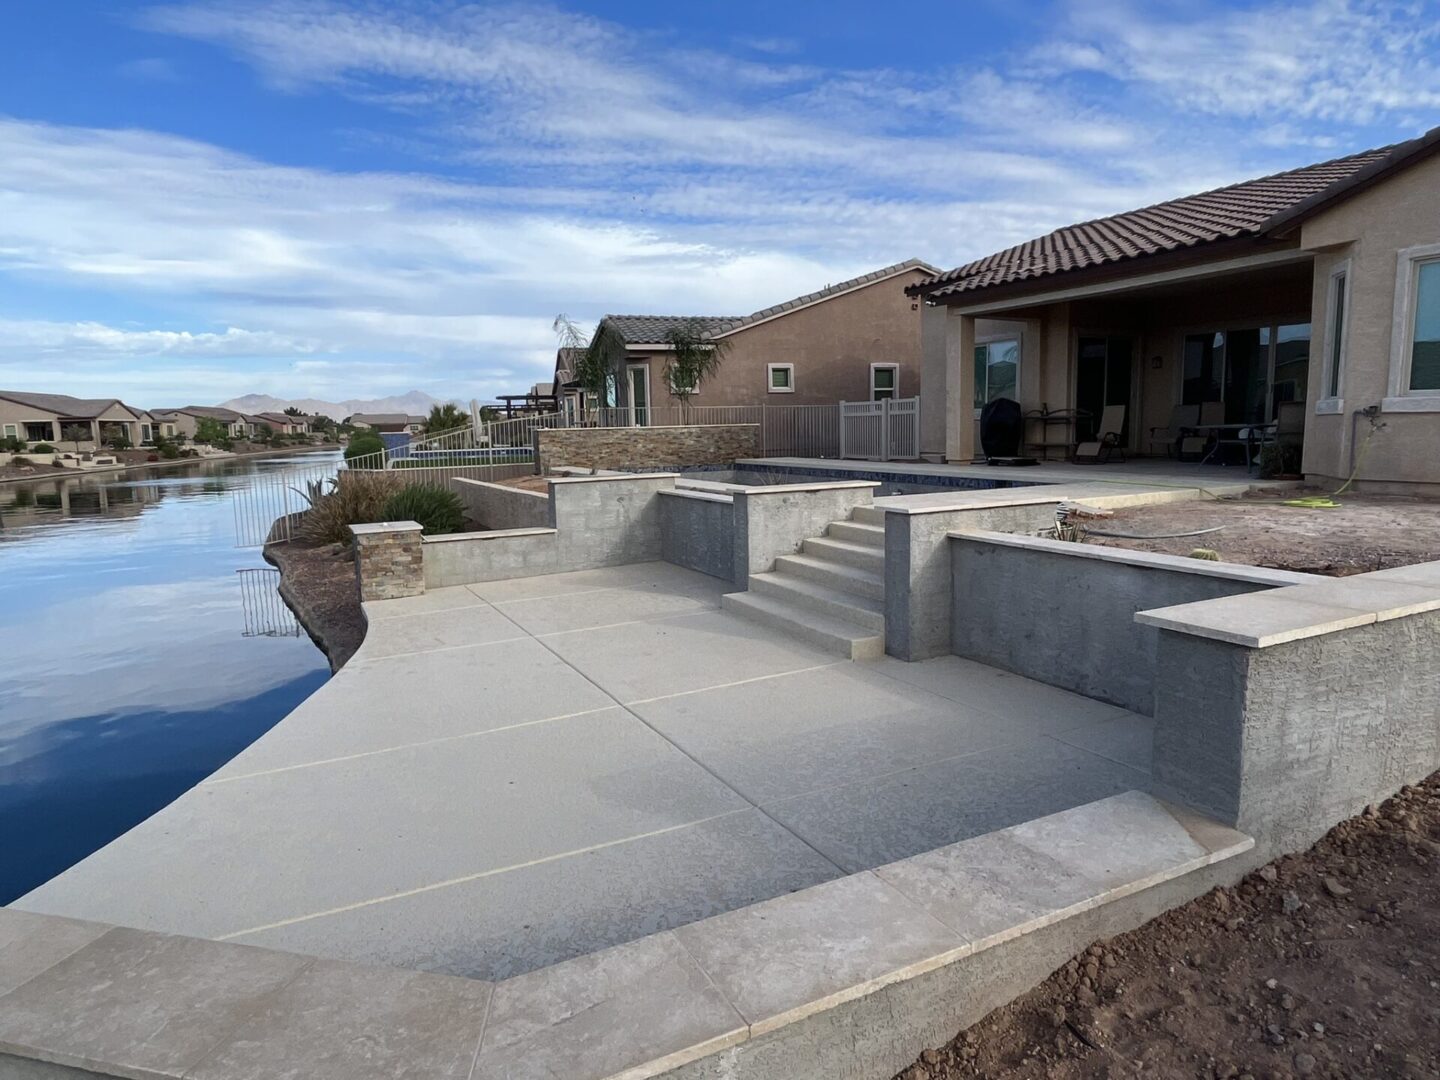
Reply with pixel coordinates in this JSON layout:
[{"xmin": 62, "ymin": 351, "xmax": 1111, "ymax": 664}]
[{"xmin": 264, "ymin": 539, "xmax": 366, "ymax": 671}]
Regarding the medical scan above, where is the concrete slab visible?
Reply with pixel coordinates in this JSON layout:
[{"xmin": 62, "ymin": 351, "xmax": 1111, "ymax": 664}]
[
  {"xmin": 496, "ymin": 581, "xmax": 722, "ymax": 635},
  {"xmin": 1052, "ymin": 712, "xmax": 1156, "ymax": 772},
  {"xmin": 20, "ymin": 709, "xmax": 749, "ymax": 940},
  {"xmin": 363, "ymin": 586, "xmax": 486, "ymax": 620},
  {"xmin": 463, "ymin": 561, "xmax": 712, "ymax": 604},
  {"xmin": 350, "ymin": 602, "xmax": 527, "ymax": 660},
  {"xmin": 230, "ymin": 809, "xmax": 841, "ymax": 981},
  {"xmin": 868, "ymin": 655, "xmax": 1133, "ymax": 733},
  {"xmin": 476, "ymin": 933, "xmax": 747, "ymax": 1080},
  {"xmin": 0, "ymin": 927, "xmax": 310, "ymax": 1079},
  {"xmin": 765, "ymin": 737, "xmax": 1150, "ymax": 873},
  {"xmin": 209, "ymin": 638, "xmax": 616, "ymax": 777},
  {"xmin": 542, "ymin": 609, "xmax": 839, "ymax": 703},
  {"xmin": 631, "ymin": 664, "xmax": 1040, "ymax": 804},
  {"xmin": 190, "ymin": 959, "xmax": 491, "ymax": 1080}
]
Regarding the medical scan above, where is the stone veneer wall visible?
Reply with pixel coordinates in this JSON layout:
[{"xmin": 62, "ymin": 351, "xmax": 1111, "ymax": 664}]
[
  {"xmin": 350, "ymin": 521, "xmax": 424, "ymax": 600},
  {"xmin": 535, "ymin": 424, "xmax": 758, "ymax": 472}
]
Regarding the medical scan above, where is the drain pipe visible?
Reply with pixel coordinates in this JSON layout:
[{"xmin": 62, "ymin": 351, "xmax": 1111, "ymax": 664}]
[{"xmin": 1348, "ymin": 404, "xmax": 1381, "ymax": 476}]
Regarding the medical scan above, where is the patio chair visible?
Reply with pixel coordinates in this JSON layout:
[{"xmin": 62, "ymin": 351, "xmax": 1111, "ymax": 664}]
[
  {"xmin": 1073, "ymin": 404, "xmax": 1126, "ymax": 463},
  {"xmin": 1177, "ymin": 401, "xmax": 1223, "ymax": 461},
  {"xmin": 1149, "ymin": 404, "xmax": 1199, "ymax": 457}
]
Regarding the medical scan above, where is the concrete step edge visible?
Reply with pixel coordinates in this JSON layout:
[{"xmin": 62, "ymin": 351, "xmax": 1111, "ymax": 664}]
[
  {"xmin": 721, "ymin": 592, "xmax": 884, "ymax": 661},
  {"xmin": 748, "ymin": 572, "xmax": 886, "ymax": 631}
]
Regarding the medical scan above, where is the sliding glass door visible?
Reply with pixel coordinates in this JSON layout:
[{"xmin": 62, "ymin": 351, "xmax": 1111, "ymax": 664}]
[{"xmin": 1182, "ymin": 324, "xmax": 1310, "ymax": 424}]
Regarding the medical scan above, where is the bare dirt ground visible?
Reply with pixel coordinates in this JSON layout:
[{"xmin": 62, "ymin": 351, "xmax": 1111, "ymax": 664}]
[
  {"xmin": 896, "ymin": 774, "xmax": 1440, "ymax": 1080},
  {"xmin": 498, "ymin": 473, "xmax": 551, "ymax": 492},
  {"xmin": 1082, "ymin": 491, "xmax": 1440, "ymax": 575},
  {"xmin": 266, "ymin": 540, "xmax": 365, "ymax": 670}
]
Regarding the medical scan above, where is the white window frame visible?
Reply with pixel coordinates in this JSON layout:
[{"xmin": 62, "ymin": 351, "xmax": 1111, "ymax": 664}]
[
  {"xmin": 1385, "ymin": 242, "xmax": 1440, "ymax": 412},
  {"xmin": 973, "ymin": 335, "xmax": 1020, "ymax": 417},
  {"xmin": 2, "ymin": 423, "xmax": 16, "ymax": 439},
  {"xmin": 1316, "ymin": 260, "xmax": 1350, "ymax": 415},
  {"xmin": 869, "ymin": 363, "xmax": 899, "ymax": 401},
  {"xmin": 767, "ymin": 362, "xmax": 795, "ymax": 394}
]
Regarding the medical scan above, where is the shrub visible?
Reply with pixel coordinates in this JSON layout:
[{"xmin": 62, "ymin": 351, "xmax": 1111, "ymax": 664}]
[
  {"xmin": 106, "ymin": 431, "xmax": 132, "ymax": 451},
  {"xmin": 298, "ymin": 472, "xmax": 401, "ymax": 546},
  {"xmin": 344, "ymin": 431, "xmax": 385, "ymax": 467},
  {"xmin": 381, "ymin": 483, "xmax": 465, "ymax": 535},
  {"xmin": 146, "ymin": 453, "xmax": 159, "ymax": 462},
  {"xmin": 0, "ymin": 436, "xmax": 23, "ymax": 453},
  {"xmin": 31, "ymin": 443, "xmax": 54, "ymax": 454},
  {"xmin": 11, "ymin": 455, "xmax": 31, "ymax": 467}
]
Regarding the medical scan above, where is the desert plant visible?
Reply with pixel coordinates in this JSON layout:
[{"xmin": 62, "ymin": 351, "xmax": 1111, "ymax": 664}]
[
  {"xmin": 297, "ymin": 472, "xmax": 402, "ymax": 545},
  {"xmin": 0, "ymin": 436, "xmax": 23, "ymax": 453},
  {"xmin": 11, "ymin": 455, "xmax": 31, "ymax": 467},
  {"xmin": 663, "ymin": 319, "xmax": 731, "ymax": 405},
  {"xmin": 194, "ymin": 417, "xmax": 228, "ymax": 445},
  {"xmin": 31, "ymin": 442, "xmax": 54, "ymax": 454},
  {"xmin": 104, "ymin": 428, "xmax": 132, "ymax": 451},
  {"xmin": 381, "ymin": 483, "xmax": 465, "ymax": 535},
  {"xmin": 61, "ymin": 424, "xmax": 90, "ymax": 452}
]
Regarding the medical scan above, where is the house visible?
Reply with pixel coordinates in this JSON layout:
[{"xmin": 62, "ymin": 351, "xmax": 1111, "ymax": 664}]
[
  {"xmin": 909, "ymin": 124, "xmax": 1440, "ymax": 493},
  {"xmin": 0, "ymin": 391, "xmax": 149, "ymax": 448},
  {"xmin": 347, "ymin": 413, "xmax": 425, "ymax": 434},
  {"xmin": 154, "ymin": 406, "xmax": 252, "ymax": 440},
  {"xmin": 256, "ymin": 412, "xmax": 310, "ymax": 435},
  {"xmin": 559, "ymin": 259, "xmax": 937, "ymax": 420}
]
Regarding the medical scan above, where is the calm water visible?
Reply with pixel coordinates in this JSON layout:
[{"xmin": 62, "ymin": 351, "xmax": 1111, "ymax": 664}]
[{"xmin": 0, "ymin": 453, "xmax": 334, "ymax": 902}]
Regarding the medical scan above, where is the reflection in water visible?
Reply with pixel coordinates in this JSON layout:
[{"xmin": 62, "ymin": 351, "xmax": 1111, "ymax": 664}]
[
  {"xmin": 0, "ymin": 453, "xmax": 336, "ymax": 902},
  {"xmin": 238, "ymin": 568, "xmax": 303, "ymax": 638}
]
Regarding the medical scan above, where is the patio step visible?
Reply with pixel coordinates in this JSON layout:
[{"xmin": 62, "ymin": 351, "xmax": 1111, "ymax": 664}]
[
  {"xmin": 801, "ymin": 536, "xmax": 885, "ymax": 574},
  {"xmin": 772, "ymin": 553, "xmax": 886, "ymax": 601},
  {"xmin": 849, "ymin": 505, "xmax": 887, "ymax": 527},
  {"xmin": 722, "ymin": 591, "xmax": 884, "ymax": 661},
  {"xmin": 826, "ymin": 519, "xmax": 885, "ymax": 548},
  {"xmin": 748, "ymin": 571, "xmax": 885, "ymax": 632}
]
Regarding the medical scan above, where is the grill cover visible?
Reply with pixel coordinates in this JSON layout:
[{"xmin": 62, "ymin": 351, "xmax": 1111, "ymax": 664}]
[{"xmin": 980, "ymin": 398, "xmax": 1023, "ymax": 459}]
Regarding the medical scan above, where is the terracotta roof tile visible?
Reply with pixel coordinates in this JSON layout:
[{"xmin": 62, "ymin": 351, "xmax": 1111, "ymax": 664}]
[{"xmin": 914, "ymin": 146, "xmax": 1397, "ymax": 300}]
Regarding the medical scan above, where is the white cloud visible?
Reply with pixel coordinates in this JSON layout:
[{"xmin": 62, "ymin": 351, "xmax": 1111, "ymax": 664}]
[{"xmin": 0, "ymin": 319, "xmax": 323, "ymax": 357}]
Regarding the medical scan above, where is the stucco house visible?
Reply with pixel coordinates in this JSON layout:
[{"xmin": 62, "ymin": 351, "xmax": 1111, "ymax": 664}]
[
  {"xmin": 556, "ymin": 259, "xmax": 937, "ymax": 421},
  {"xmin": 152, "ymin": 406, "xmax": 252, "ymax": 440},
  {"xmin": 347, "ymin": 413, "xmax": 425, "ymax": 434},
  {"xmin": 0, "ymin": 392, "xmax": 150, "ymax": 449},
  {"xmin": 909, "ymin": 124, "xmax": 1440, "ymax": 492}
]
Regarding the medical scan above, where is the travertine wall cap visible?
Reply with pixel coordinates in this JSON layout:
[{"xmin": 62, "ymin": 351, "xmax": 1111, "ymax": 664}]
[
  {"xmin": 349, "ymin": 520, "xmax": 424, "ymax": 536},
  {"xmin": 738, "ymin": 480, "xmax": 879, "ymax": 495}
]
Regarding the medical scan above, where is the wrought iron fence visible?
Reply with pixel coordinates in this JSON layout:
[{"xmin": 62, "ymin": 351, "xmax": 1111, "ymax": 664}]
[{"xmin": 236, "ymin": 568, "xmax": 302, "ymax": 638}]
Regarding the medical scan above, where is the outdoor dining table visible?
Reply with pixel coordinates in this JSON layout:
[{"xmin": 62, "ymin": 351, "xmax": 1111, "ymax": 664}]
[{"xmin": 1181, "ymin": 421, "xmax": 1278, "ymax": 468}]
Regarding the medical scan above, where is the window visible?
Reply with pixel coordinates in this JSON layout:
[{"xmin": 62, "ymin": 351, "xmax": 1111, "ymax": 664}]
[
  {"xmin": 1410, "ymin": 260, "xmax": 1440, "ymax": 391},
  {"xmin": 973, "ymin": 339, "xmax": 1018, "ymax": 410},
  {"xmin": 1386, "ymin": 244, "xmax": 1440, "ymax": 410},
  {"xmin": 767, "ymin": 363, "xmax": 794, "ymax": 393},
  {"xmin": 870, "ymin": 364, "xmax": 898, "ymax": 400},
  {"xmin": 2, "ymin": 424, "xmax": 16, "ymax": 439},
  {"xmin": 24, "ymin": 423, "xmax": 51, "ymax": 442},
  {"xmin": 1183, "ymin": 324, "xmax": 1311, "ymax": 423},
  {"xmin": 1323, "ymin": 268, "xmax": 1348, "ymax": 402}
]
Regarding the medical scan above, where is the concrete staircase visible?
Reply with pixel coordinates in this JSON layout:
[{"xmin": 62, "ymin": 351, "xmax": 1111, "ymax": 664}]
[{"xmin": 722, "ymin": 505, "xmax": 886, "ymax": 660}]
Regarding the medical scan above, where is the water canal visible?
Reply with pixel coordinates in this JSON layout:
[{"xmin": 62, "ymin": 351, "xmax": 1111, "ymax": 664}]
[{"xmin": 0, "ymin": 452, "xmax": 335, "ymax": 902}]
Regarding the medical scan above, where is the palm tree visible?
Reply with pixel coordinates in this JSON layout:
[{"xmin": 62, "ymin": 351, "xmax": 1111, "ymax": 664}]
[{"xmin": 423, "ymin": 403, "xmax": 468, "ymax": 434}]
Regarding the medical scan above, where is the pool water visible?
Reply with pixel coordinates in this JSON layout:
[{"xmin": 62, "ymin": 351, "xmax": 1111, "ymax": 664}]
[{"xmin": 0, "ymin": 453, "xmax": 333, "ymax": 903}]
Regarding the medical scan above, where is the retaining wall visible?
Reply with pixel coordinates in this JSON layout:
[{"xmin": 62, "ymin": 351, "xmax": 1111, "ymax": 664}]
[
  {"xmin": 452, "ymin": 476, "xmax": 551, "ymax": 531},
  {"xmin": 422, "ymin": 473, "xmax": 676, "ymax": 588},
  {"xmin": 1140, "ymin": 564, "xmax": 1440, "ymax": 851},
  {"xmin": 948, "ymin": 532, "xmax": 1320, "ymax": 714},
  {"xmin": 535, "ymin": 424, "xmax": 759, "ymax": 472},
  {"xmin": 659, "ymin": 489, "xmax": 736, "ymax": 582},
  {"xmin": 732, "ymin": 482, "xmax": 877, "ymax": 585}
]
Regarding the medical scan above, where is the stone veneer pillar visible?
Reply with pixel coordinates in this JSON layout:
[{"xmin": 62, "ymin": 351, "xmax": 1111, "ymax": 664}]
[{"xmin": 350, "ymin": 521, "xmax": 425, "ymax": 601}]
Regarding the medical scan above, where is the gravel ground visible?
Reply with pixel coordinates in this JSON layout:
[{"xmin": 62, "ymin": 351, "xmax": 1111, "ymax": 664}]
[
  {"xmin": 896, "ymin": 774, "xmax": 1440, "ymax": 1080},
  {"xmin": 1082, "ymin": 491, "xmax": 1440, "ymax": 576}
]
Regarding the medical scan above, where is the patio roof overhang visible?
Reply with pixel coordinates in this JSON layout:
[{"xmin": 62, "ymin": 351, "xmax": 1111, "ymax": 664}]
[{"xmin": 928, "ymin": 240, "xmax": 1311, "ymax": 318}]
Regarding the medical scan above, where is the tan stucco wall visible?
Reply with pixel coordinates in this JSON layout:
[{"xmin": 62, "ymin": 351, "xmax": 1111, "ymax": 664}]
[
  {"xmin": 630, "ymin": 268, "xmax": 931, "ymax": 410},
  {"xmin": 0, "ymin": 401, "xmax": 61, "ymax": 443},
  {"xmin": 1298, "ymin": 152, "xmax": 1440, "ymax": 489}
]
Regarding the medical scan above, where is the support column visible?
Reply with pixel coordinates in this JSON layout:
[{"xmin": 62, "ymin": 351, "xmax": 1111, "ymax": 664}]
[{"xmin": 944, "ymin": 311, "xmax": 976, "ymax": 464}]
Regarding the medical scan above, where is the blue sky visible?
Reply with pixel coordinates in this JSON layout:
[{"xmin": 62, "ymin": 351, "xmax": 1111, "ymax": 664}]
[{"xmin": 2, "ymin": 0, "xmax": 1438, "ymax": 407}]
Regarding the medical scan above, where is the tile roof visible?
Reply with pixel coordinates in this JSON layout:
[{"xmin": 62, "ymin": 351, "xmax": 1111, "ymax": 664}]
[
  {"xmin": 169, "ymin": 405, "xmax": 244, "ymax": 421},
  {"xmin": 349, "ymin": 413, "xmax": 411, "ymax": 425},
  {"xmin": 913, "ymin": 142, "xmax": 1415, "ymax": 301},
  {"xmin": 0, "ymin": 390, "xmax": 128, "ymax": 417},
  {"xmin": 605, "ymin": 258, "xmax": 939, "ymax": 344}
]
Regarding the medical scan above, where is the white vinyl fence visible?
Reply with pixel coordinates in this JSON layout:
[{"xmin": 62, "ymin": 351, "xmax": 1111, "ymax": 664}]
[{"xmin": 839, "ymin": 396, "xmax": 920, "ymax": 461}]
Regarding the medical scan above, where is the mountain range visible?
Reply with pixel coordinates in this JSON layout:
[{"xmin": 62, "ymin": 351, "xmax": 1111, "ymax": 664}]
[{"xmin": 217, "ymin": 391, "xmax": 448, "ymax": 422}]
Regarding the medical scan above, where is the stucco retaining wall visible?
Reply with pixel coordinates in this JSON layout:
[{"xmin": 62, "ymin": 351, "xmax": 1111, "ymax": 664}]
[
  {"xmin": 659, "ymin": 489, "xmax": 736, "ymax": 582},
  {"xmin": 948, "ymin": 532, "xmax": 1320, "ymax": 713},
  {"xmin": 536, "ymin": 424, "xmax": 759, "ymax": 472},
  {"xmin": 452, "ymin": 476, "xmax": 551, "ymax": 530},
  {"xmin": 422, "ymin": 474, "xmax": 677, "ymax": 588},
  {"xmin": 731, "ymin": 482, "xmax": 877, "ymax": 585}
]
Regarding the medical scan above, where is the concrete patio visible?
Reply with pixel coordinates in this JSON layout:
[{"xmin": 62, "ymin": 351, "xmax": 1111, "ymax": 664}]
[{"xmin": 18, "ymin": 561, "xmax": 1152, "ymax": 982}]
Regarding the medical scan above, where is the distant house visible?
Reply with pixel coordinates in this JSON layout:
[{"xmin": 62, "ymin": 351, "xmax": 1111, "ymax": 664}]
[
  {"xmin": 153, "ymin": 406, "xmax": 256, "ymax": 440},
  {"xmin": 347, "ymin": 413, "xmax": 424, "ymax": 434},
  {"xmin": 910, "ymin": 123, "xmax": 1440, "ymax": 490},
  {"xmin": 0, "ymin": 391, "xmax": 150, "ymax": 448},
  {"xmin": 555, "ymin": 259, "xmax": 937, "ymax": 421},
  {"xmin": 255, "ymin": 412, "xmax": 310, "ymax": 435}
]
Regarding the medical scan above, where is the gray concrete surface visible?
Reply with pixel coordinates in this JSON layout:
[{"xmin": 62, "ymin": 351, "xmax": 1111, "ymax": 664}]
[
  {"xmin": 17, "ymin": 563, "xmax": 1155, "ymax": 984},
  {"xmin": 452, "ymin": 476, "xmax": 551, "ymax": 530},
  {"xmin": 949, "ymin": 531, "xmax": 1320, "ymax": 713},
  {"xmin": 731, "ymin": 481, "xmax": 876, "ymax": 585},
  {"xmin": 659, "ymin": 489, "xmax": 735, "ymax": 582}
]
